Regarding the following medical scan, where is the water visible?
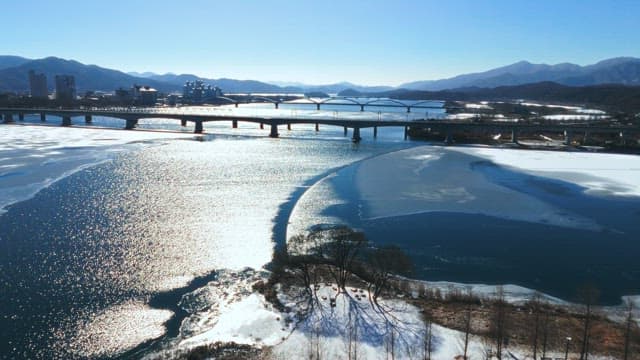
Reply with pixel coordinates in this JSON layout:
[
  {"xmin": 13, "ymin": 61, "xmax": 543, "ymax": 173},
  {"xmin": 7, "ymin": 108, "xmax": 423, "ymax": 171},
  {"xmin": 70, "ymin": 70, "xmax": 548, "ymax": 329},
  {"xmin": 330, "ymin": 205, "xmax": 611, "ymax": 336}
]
[
  {"xmin": 288, "ymin": 146, "xmax": 640, "ymax": 305},
  {"xmin": 0, "ymin": 106, "xmax": 416, "ymax": 359},
  {"xmin": 1, "ymin": 102, "xmax": 637, "ymax": 358}
]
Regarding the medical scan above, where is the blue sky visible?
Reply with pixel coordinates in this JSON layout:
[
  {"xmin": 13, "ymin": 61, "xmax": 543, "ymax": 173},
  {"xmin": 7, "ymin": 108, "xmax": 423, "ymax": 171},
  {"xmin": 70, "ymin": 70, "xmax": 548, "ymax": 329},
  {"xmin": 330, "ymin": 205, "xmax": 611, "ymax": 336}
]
[{"xmin": 2, "ymin": 0, "xmax": 639, "ymax": 85}]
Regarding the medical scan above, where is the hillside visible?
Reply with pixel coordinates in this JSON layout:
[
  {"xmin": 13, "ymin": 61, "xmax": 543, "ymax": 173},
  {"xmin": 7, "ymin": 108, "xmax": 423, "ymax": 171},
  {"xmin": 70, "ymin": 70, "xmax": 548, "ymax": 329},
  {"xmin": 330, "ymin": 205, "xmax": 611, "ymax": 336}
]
[
  {"xmin": 0, "ymin": 57, "xmax": 176, "ymax": 93},
  {"xmin": 401, "ymin": 58, "xmax": 640, "ymax": 91},
  {"xmin": 340, "ymin": 81, "xmax": 640, "ymax": 114}
]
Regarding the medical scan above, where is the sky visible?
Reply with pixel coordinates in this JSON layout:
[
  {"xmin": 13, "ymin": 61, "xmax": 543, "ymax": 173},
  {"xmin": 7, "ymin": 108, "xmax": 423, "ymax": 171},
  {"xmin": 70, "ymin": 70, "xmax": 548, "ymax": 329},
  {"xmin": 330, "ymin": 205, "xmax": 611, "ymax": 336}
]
[{"xmin": 1, "ymin": 0, "xmax": 639, "ymax": 86}]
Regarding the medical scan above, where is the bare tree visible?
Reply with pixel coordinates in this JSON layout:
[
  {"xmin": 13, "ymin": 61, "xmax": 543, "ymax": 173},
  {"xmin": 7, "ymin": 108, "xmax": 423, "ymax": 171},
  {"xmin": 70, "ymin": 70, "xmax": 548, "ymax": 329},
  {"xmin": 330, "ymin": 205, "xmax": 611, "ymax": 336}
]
[
  {"xmin": 578, "ymin": 285, "xmax": 600, "ymax": 360},
  {"xmin": 623, "ymin": 299, "xmax": 635, "ymax": 360},
  {"xmin": 528, "ymin": 291, "xmax": 544, "ymax": 359},
  {"xmin": 315, "ymin": 227, "xmax": 367, "ymax": 291},
  {"xmin": 461, "ymin": 287, "xmax": 474, "ymax": 360},
  {"xmin": 490, "ymin": 286, "xmax": 509, "ymax": 360},
  {"xmin": 363, "ymin": 245, "xmax": 413, "ymax": 305}
]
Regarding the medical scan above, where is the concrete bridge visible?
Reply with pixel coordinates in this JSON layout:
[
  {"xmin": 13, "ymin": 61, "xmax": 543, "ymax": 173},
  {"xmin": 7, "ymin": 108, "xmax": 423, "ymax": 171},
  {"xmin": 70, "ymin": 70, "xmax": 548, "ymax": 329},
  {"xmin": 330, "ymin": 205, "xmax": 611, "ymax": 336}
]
[{"xmin": 1, "ymin": 107, "xmax": 638, "ymax": 145}]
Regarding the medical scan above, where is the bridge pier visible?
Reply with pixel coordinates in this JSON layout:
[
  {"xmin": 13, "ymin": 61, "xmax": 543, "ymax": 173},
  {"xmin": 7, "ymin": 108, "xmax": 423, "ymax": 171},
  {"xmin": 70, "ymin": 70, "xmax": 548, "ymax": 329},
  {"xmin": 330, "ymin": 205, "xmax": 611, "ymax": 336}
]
[
  {"xmin": 510, "ymin": 129, "xmax": 519, "ymax": 143},
  {"xmin": 235, "ymin": 103, "xmax": 239, "ymax": 108},
  {"xmin": 444, "ymin": 131, "xmax": 454, "ymax": 145},
  {"xmin": 343, "ymin": 126, "xmax": 347, "ymax": 136},
  {"xmin": 232, "ymin": 120, "xmax": 238, "ymax": 129},
  {"xmin": 269, "ymin": 124, "xmax": 279, "ymax": 138},
  {"xmin": 360, "ymin": 105, "xmax": 365, "ymax": 112},
  {"xmin": 275, "ymin": 103, "xmax": 279, "ymax": 109},
  {"xmin": 2, "ymin": 113, "xmax": 14, "ymax": 123},
  {"xmin": 287, "ymin": 123, "xmax": 291, "ymax": 131},
  {"xmin": 373, "ymin": 126, "xmax": 378, "ymax": 138},
  {"xmin": 406, "ymin": 107, "xmax": 411, "ymax": 113},
  {"xmin": 125, "ymin": 118, "xmax": 138, "ymax": 130},
  {"xmin": 260, "ymin": 123, "xmax": 264, "ymax": 129},
  {"xmin": 85, "ymin": 115, "xmax": 92, "ymax": 124},
  {"xmin": 40, "ymin": 113, "xmax": 46, "ymax": 122},
  {"xmin": 194, "ymin": 120, "xmax": 203, "ymax": 133},
  {"xmin": 583, "ymin": 131, "xmax": 590, "ymax": 145},
  {"xmin": 352, "ymin": 127, "xmax": 362, "ymax": 143},
  {"xmin": 181, "ymin": 119, "xmax": 187, "ymax": 127},
  {"xmin": 564, "ymin": 130, "xmax": 573, "ymax": 145},
  {"xmin": 18, "ymin": 113, "xmax": 24, "ymax": 121},
  {"xmin": 62, "ymin": 116, "xmax": 72, "ymax": 127},
  {"xmin": 316, "ymin": 104, "xmax": 320, "ymax": 110},
  {"xmin": 404, "ymin": 126, "xmax": 408, "ymax": 140},
  {"xmin": 315, "ymin": 123, "xmax": 319, "ymax": 132}
]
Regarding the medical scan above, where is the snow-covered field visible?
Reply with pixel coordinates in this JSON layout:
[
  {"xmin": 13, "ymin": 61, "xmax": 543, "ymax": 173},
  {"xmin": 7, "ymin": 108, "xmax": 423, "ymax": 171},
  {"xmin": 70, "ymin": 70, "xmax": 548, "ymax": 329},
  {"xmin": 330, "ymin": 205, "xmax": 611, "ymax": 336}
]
[{"xmin": 0, "ymin": 124, "xmax": 193, "ymax": 215}]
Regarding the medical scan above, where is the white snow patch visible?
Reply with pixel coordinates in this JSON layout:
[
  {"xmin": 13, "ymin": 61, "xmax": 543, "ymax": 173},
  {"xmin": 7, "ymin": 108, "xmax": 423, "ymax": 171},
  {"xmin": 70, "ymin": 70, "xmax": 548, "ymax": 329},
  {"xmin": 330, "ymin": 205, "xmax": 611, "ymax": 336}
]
[{"xmin": 449, "ymin": 147, "xmax": 640, "ymax": 197}]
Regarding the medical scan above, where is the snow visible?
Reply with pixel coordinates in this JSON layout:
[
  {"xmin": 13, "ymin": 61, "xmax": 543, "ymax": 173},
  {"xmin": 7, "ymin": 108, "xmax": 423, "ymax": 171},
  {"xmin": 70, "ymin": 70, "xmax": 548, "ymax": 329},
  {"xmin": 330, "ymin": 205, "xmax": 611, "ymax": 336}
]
[
  {"xmin": 465, "ymin": 103, "xmax": 493, "ymax": 110},
  {"xmin": 543, "ymin": 114, "xmax": 609, "ymax": 121},
  {"xmin": 449, "ymin": 147, "xmax": 640, "ymax": 197},
  {"xmin": 179, "ymin": 293, "xmax": 289, "ymax": 348},
  {"xmin": 0, "ymin": 124, "xmax": 193, "ymax": 215}
]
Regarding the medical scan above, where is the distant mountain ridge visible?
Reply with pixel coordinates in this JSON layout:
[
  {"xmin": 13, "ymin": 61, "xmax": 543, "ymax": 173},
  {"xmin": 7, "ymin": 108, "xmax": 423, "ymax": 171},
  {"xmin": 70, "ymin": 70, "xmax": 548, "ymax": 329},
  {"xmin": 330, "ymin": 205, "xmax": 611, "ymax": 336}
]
[
  {"xmin": 400, "ymin": 57, "xmax": 640, "ymax": 90},
  {"xmin": 1, "ymin": 55, "xmax": 639, "ymax": 94}
]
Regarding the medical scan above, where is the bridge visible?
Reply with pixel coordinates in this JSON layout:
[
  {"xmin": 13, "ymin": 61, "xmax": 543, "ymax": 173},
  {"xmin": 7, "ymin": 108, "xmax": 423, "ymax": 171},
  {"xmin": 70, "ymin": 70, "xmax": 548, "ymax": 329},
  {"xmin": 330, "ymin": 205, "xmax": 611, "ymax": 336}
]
[
  {"xmin": 1, "ymin": 106, "xmax": 638, "ymax": 145},
  {"xmin": 215, "ymin": 95, "xmax": 445, "ymax": 113}
]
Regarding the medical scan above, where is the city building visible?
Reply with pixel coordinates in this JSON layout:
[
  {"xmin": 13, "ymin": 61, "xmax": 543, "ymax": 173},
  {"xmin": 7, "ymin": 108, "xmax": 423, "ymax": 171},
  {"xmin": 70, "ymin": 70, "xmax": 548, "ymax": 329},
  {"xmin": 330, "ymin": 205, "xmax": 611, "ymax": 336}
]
[
  {"xmin": 29, "ymin": 70, "xmax": 48, "ymax": 98},
  {"xmin": 115, "ymin": 84, "xmax": 158, "ymax": 105},
  {"xmin": 55, "ymin": 75, "xmax": 76, "ymax": 102},
  {"xmin": 183, "ymin": 80, "xmax": 222, "ymax": 103}
]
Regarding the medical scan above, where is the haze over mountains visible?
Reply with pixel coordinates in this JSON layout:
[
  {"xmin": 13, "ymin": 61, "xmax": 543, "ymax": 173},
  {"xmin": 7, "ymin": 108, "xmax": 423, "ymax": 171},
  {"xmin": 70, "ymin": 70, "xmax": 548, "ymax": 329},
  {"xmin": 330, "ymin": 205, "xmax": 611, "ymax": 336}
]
[{"xmin": 1, "ymin": 55, "xmax": 639, "ymax": 94}]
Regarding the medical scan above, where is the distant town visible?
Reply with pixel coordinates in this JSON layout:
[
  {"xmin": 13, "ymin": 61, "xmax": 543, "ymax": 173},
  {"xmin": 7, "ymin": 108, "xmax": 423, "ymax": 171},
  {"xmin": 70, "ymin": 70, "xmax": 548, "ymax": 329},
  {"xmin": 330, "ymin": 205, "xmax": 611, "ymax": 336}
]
[{"xmin": 20, "ymin": 69, "xmax": 225, "ymax": 107}]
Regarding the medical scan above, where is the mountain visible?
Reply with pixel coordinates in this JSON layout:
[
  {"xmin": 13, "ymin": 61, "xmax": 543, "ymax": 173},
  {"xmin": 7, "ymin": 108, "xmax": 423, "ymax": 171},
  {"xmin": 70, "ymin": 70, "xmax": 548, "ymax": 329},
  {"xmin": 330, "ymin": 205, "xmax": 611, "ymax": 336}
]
[
  {"xmin": 0, "ymin": 56, "xmax": 31, "ymax": 70},
  {"xmin": 341, "ymin": 81, "xmax": 640, "ymax": 113},
  {"xmin": 0, "ymin": 57, "xmax": 178, "ymax": 93},
  {"xmin": 401, "ymin": 57, "xmax": 640, "ymax": 90}
]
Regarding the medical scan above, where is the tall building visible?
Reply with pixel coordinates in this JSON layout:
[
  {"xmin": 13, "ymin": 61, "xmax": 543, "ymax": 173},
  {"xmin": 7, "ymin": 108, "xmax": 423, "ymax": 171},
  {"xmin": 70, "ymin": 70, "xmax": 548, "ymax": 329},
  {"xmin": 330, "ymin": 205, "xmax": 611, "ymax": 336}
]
[
  {"xmin": 28, "ymin": 70, "xmax": 48, "ymax": 98},
  {"xmin": 183, "ymin": 80, "xmax": 222, "ymax": 103},
  {"xmin": 55, "ymin": 75, "xmax": 76, "ymax": 102}
]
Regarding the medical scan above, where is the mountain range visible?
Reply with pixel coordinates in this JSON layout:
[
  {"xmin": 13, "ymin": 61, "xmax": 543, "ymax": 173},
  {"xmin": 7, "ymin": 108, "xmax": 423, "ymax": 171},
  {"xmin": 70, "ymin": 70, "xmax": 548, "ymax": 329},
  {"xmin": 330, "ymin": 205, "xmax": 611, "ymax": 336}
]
[{"xmin": 1, "ymin": 55, "xmax": 639, "ymax": 94}]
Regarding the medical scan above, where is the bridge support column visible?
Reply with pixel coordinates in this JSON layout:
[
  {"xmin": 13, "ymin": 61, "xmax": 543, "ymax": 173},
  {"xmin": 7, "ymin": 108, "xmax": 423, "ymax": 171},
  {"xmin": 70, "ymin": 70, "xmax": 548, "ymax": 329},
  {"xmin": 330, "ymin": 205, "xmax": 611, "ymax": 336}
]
[
  {"xmin": 444, "ymin": 131, "xmax": 454, "ymax": 145},
  {"xmin": 343, "ymin": 126, "xmax": 347, "ymax": 136},
  {"xmin": 620, "ymin": 131, "xmax": 627, "ymax": 146},
  {"xmin": 316, "ymin": 104, "xmax": 320, "ymax": 110},
  {"xmin": 2, "ymin": 113, "xmax": 14, "ymax": 123},
  {"xmin": 511, "ymin": 129, "xmax": 519, "ymax": 143},
  {"xmin": 360, "ymin": 105, "xmax": 365, "ymax": 112},
  {"xmin": 315, "ymin": 123, "xmax": 319, "ymax": 132},
  {"xmin": 232, "ymin": 120, "xmax": 238, "ymax": 129},
  {"xmin": 85, "ymin": 115, "xmax": 92, "ymax": 124},
  {"xmin": 404, "ymin": 126, "xmax": 408, "ymax": 140},
  {"xmin": 407, "ymin": 107, "xmax": 411, "ymax": 113},
  {"xmin": 275, "ymin": 103, "xmax": 279, "ymax": 109},
  {"xmin": 181, "ymin": 119, "xmax": 187, "ymax": 127},
  {"xmin": 18, "ymin": 113, "xmax": 24, "ymax": 121},
  {"xmin": 235, "ymin": 103, "xmax": 239, "ymax": 108},
  {"xmin": 260, "ymin": 123, "xmax": 264, "ymax": 129},
  {"xmin": 62, "ymin": 116, "xmax": 72, "ymax": 127},
  {"xmin": 40, "ymin": 113, "xmax": 46, "ymax": 122},
  {"xmin": 564, "ymin": 130, "xmax": 573, "ymax": 145},
  {"xmin": 583, "ymin": 131, "xmax": 590, "ymax": 145},
  {"xmin": 287, "ymin": 123, "xmax": 291, "ymax": 131},
  {"xmin": 125, "ymin": 118, "xmax": 138, "ymax": 130},
  {"xmin": 373, "ymin": 126, "xmax": 378, "ymax": 138},
  {"xmin": 269, "ymin": 124, "xmax": 279, "ymax": 138},
  {"xmin": 194, "ymin": 120, "xmax": 203, "ymax": 133},
  {"xmin": 352, "ymin": 127, "xmax": 362, "ymax": 143}
]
